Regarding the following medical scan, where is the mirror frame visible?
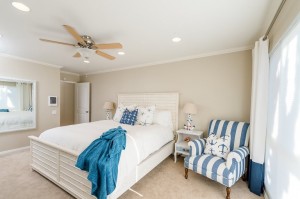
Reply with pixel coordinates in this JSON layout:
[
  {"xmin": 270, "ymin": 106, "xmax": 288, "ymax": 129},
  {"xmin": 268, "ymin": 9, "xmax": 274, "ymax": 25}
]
[{"xmin": 0, "ymin": 76, "xmax": 37, "ymax": 133}]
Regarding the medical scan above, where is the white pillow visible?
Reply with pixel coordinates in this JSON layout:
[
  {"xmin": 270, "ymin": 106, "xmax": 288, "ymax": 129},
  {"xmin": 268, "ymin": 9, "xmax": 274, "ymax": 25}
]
[
  {"xmin": 136, "ymin": 105, "xmax": 156, "ymax": 126},
  {"xmin": 152, "ymin": 110, "xmax": 173, "ymax": 130},
  {"xmin": 204, "ymin": 133, "xmax": 231, "ymax": 159},
  {"xmin": 113, "ymin": 104, "xmax": 137, "ymax": 122}
]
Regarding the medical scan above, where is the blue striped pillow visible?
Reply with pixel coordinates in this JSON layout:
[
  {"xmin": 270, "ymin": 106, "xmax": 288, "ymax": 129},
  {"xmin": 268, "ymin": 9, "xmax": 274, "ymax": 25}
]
[{"xmin": 120, "ymin": 108, "xmax": 138, "ymax": 126}]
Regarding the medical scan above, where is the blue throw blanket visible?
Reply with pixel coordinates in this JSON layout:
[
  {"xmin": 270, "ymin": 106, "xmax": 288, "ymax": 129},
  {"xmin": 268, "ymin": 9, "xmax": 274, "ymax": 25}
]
[{"xmin": 76, "ymin": 126, "xmax": 127, "ymax": 199}]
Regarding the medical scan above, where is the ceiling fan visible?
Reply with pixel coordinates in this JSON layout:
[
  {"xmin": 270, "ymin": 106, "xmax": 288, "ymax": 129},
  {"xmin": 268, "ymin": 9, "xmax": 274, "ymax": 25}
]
[{"xmin": 40, "ymin": 25, "xmax": 123, "ymax": 61}]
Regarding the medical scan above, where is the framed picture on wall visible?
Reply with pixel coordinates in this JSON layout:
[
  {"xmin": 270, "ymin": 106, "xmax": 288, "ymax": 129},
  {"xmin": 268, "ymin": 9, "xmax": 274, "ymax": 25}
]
[{"xmin": 48, "ymin": 96, "xmax": 57, "ymax": 106}]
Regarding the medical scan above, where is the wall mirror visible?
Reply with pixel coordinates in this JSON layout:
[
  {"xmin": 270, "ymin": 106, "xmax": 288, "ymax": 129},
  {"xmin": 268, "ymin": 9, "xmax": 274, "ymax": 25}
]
[{"xmin": 0, "ymin": 76, "xmax": 36, "ymax": 133}]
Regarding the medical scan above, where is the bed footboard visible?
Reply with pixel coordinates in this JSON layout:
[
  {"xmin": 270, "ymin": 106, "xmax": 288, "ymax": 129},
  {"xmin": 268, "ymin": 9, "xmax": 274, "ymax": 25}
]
[
  {"xmin": 29, "ymin": 136, "xmax": 174, "ymax": 199},
  {"xmin": 29, "ymin": 136, "xmax": 95, "ymax": 199}
]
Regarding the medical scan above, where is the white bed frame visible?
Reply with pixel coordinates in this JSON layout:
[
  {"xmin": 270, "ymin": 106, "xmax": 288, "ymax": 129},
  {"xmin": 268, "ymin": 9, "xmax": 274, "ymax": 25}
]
[{"xmin": 28, "ymin": 92, "xmax": 179, "ymax": 199}]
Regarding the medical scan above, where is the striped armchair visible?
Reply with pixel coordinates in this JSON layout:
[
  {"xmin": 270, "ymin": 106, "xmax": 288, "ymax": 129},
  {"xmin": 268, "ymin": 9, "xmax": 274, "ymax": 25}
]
[{"xmin": 184, "ymin": 120, "xmax": 250, "ymax": 199}]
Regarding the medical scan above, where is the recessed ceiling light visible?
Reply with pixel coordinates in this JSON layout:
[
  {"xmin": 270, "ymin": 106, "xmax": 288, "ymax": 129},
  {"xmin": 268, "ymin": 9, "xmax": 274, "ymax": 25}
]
[
  {"xmin": 12, "ymin": 2, "xmax": 30, "ymax": 12},
  {"xmin": 83, "ymin": 59, "xmax": 90, "ymax": 64},
  {"xmin": 118, "ymin": 51, "xmax": 125, "ymax": 55},
  {"xmin": 172, "ymin": 37, "xmax": 181, "ymax": 43}
]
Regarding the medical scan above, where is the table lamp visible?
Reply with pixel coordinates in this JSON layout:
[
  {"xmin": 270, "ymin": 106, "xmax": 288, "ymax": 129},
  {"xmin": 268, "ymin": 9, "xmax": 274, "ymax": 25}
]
[
  {"xmin": 183, "ymin": 103, "xmax": 197, "ymax": 131},
  {"xmin": 103, "ymin": 102, "xmax": 114, "ymax": 120}
]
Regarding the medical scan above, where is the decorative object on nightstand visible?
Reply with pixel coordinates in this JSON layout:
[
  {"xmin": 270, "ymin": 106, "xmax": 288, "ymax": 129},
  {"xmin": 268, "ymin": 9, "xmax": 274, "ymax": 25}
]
[
  {"xmin": 183, "ymin": 103, "xmax": 197, "ymax": 131},
  {"xmin": 174, "ymin": 129, "xmax": 203, "ymax": 163},
  {"xmin": 103, "ymin": 102, "xmax": 114, "ymax": 120}
]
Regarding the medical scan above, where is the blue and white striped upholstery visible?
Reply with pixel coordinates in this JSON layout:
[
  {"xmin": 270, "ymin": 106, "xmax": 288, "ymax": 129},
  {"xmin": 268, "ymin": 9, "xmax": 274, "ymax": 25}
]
[
  {"xmin": 188, "ymin": 138, "xmax": 206, "ymax": 156},
  {"xmin": 185, "ymin": 119, "xmax": 250, "ymax": 188},
  {"xmin": 208, "ymin": 120, "xmax": 250, "ymax": 151}
]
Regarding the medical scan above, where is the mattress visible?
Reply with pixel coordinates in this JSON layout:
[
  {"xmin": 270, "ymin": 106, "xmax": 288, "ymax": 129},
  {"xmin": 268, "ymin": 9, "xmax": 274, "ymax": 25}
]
[{"xmin": 39, "ymin": 120, "xmax": 173, "ymax": 192}]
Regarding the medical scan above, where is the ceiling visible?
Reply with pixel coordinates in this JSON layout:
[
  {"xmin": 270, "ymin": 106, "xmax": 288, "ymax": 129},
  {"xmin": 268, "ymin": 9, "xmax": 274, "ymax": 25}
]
[{"xmin": 0, "ymin": 0, "xmax": 276, "ymax": 75}]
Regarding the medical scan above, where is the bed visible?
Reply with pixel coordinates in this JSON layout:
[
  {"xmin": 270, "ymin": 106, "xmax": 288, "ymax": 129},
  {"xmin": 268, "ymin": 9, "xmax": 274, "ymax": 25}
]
[
  {"xmin": 28, "ymin": 93, "xmax": 179, "ymax": 199},
  {"xmin": 0, "ymin": 111, "xmax": 34, "ymax": 131}
]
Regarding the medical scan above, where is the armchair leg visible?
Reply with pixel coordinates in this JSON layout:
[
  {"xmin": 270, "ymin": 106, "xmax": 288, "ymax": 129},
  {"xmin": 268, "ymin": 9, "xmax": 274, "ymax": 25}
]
[
  {"xmin": 185, "ymin": 168, "xmax": 188, "ymax": 179},
  {"xmin": 242, "ymin": 173, "xmax": 247, "ymax": 181},
  {"xmin": 226, "ymin": 187, "xmax": 231, "ymax": 199}
]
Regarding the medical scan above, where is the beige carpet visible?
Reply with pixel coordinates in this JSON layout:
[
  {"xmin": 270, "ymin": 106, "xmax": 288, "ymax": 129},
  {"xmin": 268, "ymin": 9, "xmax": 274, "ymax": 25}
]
[{"xmin": 0, "ymin": 150, "xmax": 263, "ymax": 199}]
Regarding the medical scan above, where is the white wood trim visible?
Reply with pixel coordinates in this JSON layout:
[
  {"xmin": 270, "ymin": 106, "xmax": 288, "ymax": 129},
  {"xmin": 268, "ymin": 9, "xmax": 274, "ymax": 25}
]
[
  {"xmin": 28, "ymin": 92, "xmax": 179, "ymax": 199},
  {"xmin": 0, "ymin": 146, "xmax": 29, "ymax": 156},
  {"xmin": 60, "ymin": 71, "xmax": 80, "ymax": 76},
  {"xmin": 86, "ymin": 46, "xmax": 252, "ymax": 75},
  {"xmin": 264, "ymin": 188, "xmax": 270, "ymax": 199},
  {"xmin": 0, "ymin": 53, "xmax": 63, "ymax": 69}
]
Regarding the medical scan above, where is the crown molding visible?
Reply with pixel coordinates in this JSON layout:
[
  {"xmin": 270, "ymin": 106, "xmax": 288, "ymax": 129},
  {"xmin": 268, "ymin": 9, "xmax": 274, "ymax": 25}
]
[
  {"xmin": 86, "ymin": 45, "xmax": 253, "ymax": 75},
  {"xmin": 60, "ymin": 70, "xmax": 80, "ymax": 76},
  {"xmin": 0, "ymin": 53, "xmax": 63, "ymax": 69}
]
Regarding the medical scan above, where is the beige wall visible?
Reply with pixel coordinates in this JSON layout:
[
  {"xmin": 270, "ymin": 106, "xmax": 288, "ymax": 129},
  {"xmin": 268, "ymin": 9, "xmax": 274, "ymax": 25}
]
[
  {"xmin": 60, "ymin": 82, "xmax": 75, "ymax": 126},
  {"xmin": 81, "ymin": 50, "xmax": 252, "ymax": 135},
  {"xmin": 60, "ymin": 72, "xmax": 79, "ymax": 126},
  {"xmin": 268, "ymin": 0, "xmax": 300, "ymax": 50},
  {"xmin": 0, "ymin": 56, "xmax": 60, "ymax": 152}
]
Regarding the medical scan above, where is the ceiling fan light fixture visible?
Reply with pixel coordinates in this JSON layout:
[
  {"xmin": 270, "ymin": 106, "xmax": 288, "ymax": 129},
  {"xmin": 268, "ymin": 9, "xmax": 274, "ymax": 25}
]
[
  {"xmin": 172, "ymin": 37, "xmax": 182, "ymax": 43},
  {"xmin": 83, "ymin": 57, "xmax": 90, "ymax": 64},
  {"xmin": 118, "ymin": 51, "xmax": 125, "ymax": 55},
  {"xmin": 12, "ymin": 2, "xmax": 30, "ymax": 12}
]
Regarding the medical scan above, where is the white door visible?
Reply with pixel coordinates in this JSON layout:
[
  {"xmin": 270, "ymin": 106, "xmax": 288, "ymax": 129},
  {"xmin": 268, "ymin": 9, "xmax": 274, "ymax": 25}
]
[{"xmin": 75, "ymin": 82, "xmax": 90, "ymax": 124}]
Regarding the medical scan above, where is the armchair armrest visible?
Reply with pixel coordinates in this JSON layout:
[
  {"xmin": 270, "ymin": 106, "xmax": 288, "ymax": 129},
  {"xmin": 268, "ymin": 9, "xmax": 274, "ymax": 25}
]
[
  {"xmin": 226, "ymin": 146, "xmax": 249, "ymax": 171},
  {"xmin": 188, "ymin": 138, "xmax": 206, "ymax": 156}
]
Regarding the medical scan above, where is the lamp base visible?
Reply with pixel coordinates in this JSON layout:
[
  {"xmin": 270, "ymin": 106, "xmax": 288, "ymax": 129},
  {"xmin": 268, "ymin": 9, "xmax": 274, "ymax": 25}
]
[
  {"xmin": 106, "ymin": 110, "xmax": 111, "ymax": 120},
  {"xmin": 184, "ymin": 114, "xmax": 195, "ymax": 131}
]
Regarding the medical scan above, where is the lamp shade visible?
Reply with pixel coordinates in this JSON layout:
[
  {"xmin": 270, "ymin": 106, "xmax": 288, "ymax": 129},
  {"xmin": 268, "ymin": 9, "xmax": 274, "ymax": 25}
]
[
  {"xmin": 183, "ymin": 103, "xmax": 197, "ymax": 114},
  {"xmin": 103, "ymin": 102, "xmax": 114, "ymax": 110}
]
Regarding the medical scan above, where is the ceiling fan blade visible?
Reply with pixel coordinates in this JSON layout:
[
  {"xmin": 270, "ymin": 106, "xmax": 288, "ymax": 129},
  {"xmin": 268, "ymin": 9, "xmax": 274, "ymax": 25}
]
[
  {"xmin": 63, "ymin": 25, "xmax": 85, "ymax": 44},
  {"xmin": 73, "ymin": 52, "xmax": 81, "ymax": 58},
  {"xmin": 40, "ymin": 38, "xmax": 75, "ymax": 46},
  {"xmin": 94, "ymin": 43, "xmax": 123, "ymax": 49},
  {"xmin": 95, "ymin": 50, "xmax": 115, "ymax": 60}
]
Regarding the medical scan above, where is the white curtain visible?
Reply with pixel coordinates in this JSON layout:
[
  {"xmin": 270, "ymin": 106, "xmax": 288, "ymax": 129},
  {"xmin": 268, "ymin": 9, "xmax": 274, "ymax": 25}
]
[
  {"xmin": 16, "ymin": 82, "xmax": 32, "ymax": 111},
  {"xmin": 248, "ymin": 37, "xmax": 269, "ymax": 195},
  {"xmin": 265, "ymin": 18, "xmax": 300, "ymax": 199}
]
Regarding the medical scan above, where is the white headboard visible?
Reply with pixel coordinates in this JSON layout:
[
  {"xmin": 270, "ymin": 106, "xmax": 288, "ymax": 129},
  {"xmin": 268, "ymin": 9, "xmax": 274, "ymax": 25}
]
[{"xmin": 118, "ymin": 93, "xmax": 179, "ymax": 131}]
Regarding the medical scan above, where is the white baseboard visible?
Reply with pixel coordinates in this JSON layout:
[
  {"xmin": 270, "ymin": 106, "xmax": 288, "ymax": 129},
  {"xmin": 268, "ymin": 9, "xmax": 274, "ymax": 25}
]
[
  {"xmin": 264, "ymin": 188, "xmax": 270, "ymax": 199},
  {"xmin": 0, "ymin": 146, "xmax": 30, "ymax": 156}
]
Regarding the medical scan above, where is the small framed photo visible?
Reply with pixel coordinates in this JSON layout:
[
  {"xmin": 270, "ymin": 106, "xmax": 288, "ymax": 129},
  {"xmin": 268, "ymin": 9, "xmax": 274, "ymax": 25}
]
[{"xmin": 48, "ymin": 96, "xmax": 57, "ymax": 106}]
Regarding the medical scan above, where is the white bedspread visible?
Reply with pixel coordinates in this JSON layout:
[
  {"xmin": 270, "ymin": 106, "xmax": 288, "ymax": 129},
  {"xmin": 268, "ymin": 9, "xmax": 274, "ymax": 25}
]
[
  {"xmin": 39, "ymin": 120, "xmax": 173, "ymax": 194},
  {"xmin": 0, "ymin": 111, "xmax": 34, "ymax": 131}
]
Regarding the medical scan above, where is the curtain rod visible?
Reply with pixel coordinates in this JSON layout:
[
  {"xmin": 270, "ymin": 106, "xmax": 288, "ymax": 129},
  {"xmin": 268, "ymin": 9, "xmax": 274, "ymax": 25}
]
[{"xmin": 263, "ymin": 0, "xmax": 287, "ymax": 41}]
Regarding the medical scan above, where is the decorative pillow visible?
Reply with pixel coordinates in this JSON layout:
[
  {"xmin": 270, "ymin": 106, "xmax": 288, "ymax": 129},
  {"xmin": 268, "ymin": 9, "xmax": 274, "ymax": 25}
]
[
  {"xmin": 113, "ymin": 104, "xmax": 137, "ymax": 122},
  {"xmin": 120, "ymin": 108, "xmax": 138, "ymax": 126},
  {"xmin": 152, "ymin": 110, "xmax": 173, "ymax": 130},
  {"xmin": 136, "ymin": 105, "xmax": 156, "ymax": 126},
  {"xmin": 204, "ymin": 133, "xmax": 231, "ymax": 159}
]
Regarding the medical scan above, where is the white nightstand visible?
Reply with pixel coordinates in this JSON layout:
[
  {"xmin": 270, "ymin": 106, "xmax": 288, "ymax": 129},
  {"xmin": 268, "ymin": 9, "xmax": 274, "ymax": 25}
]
[{"xmin": 174, "ymin": 129, "xmax": 203, "ymax": 163}]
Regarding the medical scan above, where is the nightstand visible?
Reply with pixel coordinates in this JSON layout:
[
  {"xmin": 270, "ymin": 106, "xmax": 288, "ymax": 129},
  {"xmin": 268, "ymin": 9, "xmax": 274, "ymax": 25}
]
[{"xmin": 174, "ymin": 129, "xmax": 203, "ymax": 163}]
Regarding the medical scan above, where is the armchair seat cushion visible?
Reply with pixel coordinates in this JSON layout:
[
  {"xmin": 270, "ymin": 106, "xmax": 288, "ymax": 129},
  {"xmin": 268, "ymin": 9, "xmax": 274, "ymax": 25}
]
[{"xmin": 185, "ymin": 154, "xmax": 234, "ymax": 181}]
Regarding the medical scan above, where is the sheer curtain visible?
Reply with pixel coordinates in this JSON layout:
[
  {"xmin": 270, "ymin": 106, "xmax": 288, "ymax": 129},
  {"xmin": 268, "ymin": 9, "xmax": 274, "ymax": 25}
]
[
  {"xmin": 265, "ymin": 17, "xmax": 300, "ymax": 199},
  {"xmin": 16, "ymin": 82, "xmax": 32, "ymax": 111}
]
